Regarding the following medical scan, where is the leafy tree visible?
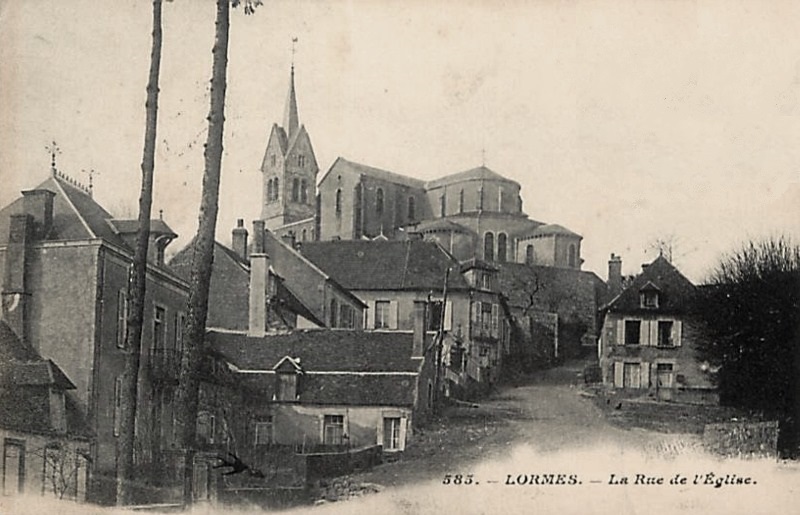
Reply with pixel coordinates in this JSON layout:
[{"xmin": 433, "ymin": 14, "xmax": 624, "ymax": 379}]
[
  {"xmin": 174, "ymin": 0, "xmax": 259, "ymax": 506},
  {"xmin": 695, "ymin": 237, "xmax": 800, "ymax": 453},
  {"xmin": 117, "ymin": 0, "xmax": 163, "ymax": 506}
]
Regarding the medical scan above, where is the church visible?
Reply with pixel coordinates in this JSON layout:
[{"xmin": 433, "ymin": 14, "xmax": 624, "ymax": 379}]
[{"xmin": 260, "ymin": 66, "xmax": 584, "ymax": 271}]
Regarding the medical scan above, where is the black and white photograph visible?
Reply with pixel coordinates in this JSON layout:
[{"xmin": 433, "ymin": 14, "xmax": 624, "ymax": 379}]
[{"xmin": 1, "ymin": 1, "xmax": 799, "ymax": 513}]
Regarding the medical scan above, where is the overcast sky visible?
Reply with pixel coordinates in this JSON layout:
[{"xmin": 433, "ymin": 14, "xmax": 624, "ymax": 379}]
[{"xmin": 2, "ymin": 0, "xmax": 799, "ymax": 282}]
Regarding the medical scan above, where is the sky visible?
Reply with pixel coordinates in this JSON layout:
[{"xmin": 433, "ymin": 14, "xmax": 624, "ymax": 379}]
[{"xmin": 2, "ymin": 0, "xmax": 799, "ymax": 283}]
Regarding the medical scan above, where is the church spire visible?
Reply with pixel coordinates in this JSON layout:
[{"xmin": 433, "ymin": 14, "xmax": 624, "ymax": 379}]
[{"xmin": 283, "ymin": 39, "xmax": 300, "ymax": 139}]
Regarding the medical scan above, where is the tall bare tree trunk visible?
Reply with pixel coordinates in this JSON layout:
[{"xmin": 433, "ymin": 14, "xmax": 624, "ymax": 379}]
[
  {"xmin": 117, "ymin": 0, "xmax": 163, "ymax": 506},
  {"xmin": 176, "ymin": 0, "xmax": 230, "ymax": 506}
]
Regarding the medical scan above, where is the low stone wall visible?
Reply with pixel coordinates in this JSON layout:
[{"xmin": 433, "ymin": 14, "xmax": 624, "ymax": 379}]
[
  {"xmin": 305, "ymin": 444, "xmax": 383, "ymax": 481},
  {"xmin": 702, "ymin": 420, "xmax": 779, "ymax": 458}
]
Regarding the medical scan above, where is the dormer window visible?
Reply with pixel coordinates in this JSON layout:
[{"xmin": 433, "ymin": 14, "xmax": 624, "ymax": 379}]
[
  {"xmin": 639, "ymin": 282, "xmax": 661, "ymax": 309},
  {"xmin": 274, "ymin": 356, "xmax": 303, "ymax": 401}
]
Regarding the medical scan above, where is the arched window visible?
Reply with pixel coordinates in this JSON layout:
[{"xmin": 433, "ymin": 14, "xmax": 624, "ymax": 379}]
[
  {"xmin": 301, "ymin": 229, "xmax": 307, "ymax": 241},
  {"xmin": 439, "ymin": 194, "xmax": 446, "ymax": 217},
  {"xmin": 498, "ymin": 188, "xmax": 504, "ymax": 212},
  {"xmin": 376, "ymin": 188, "xmax": 384, "ymax": 216},
  {"xmin": 459, "ymin": 189, "xmax": 465, "ymax": 213},
  {"xmin": 484, "ymin": 232, "xmax": 494, "ymax": 261},
  {"xmin": 301, "ymin": 179, "xmax": 308, "ymax": 203},
  {"xmin": 526, "ymin": 244, "xmax": 534, "ymax": 265},
  {"xmin": 354, "ymin": 184, "xmax": 363, "ymax": 239},
  {"xmin": 292, "ymin": 178, "xmax": 300, "ymax": 202},
  {"xmin": 497, "ymin": 233, "xmax": 507, "ymax": 263},
  {"xmin": 478, "ymin": 186, "xmax": 484, "ymax": 211},
  {"xmin": 408, "ymin": 196, "xmax": 416, "ymax": 221},
  {"xmin": 274, "ymin": 177, "xmax": 280, "ymax": 201},
  {"xmin": 568, "ymin": 244, "xmax": 576, "ymax": 268},
  {"xmin": 267, "ymin": 179, "xmax": 274, "ymax": 203},
  {"xmin": 335, "ymin": 188, "xmax": 342, "ymax": 217}
]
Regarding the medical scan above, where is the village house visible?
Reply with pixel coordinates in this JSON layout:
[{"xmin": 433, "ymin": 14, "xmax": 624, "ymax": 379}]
[
  {"xmin": 598, "ymin": 255, "xmax": 717, "ymax": 404},
  {"xmin": 297, "ymin": 239, "xmax": 509, "ymax": 395},
  {"xmin": 0, "ymin": 321, "xmax": 92, "ymax": 500},
  {"xmin": 0, "ymin": 170, "xmax": 190, "ymax": 504}
]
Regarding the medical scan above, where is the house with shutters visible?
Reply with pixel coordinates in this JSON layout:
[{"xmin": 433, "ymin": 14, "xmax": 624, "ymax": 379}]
[
  {"xmin": 0, "ymin": 169, "xmax": 190, "ymax": 504},
  {"xmin": 598, "ymin": 255, "xmax": 717, "ymax": 404},
  {"xmin": 297, "ymin": 239, "xmax": 509, "ymax": 393}
]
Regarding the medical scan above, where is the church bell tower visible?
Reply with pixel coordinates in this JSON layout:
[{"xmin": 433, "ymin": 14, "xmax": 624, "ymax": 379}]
[{"xmin": 260, "ymin": 62, "xmax": 319, "ymax": 232}]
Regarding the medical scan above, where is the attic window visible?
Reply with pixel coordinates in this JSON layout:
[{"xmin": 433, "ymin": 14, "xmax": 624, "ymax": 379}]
[
  {"xmin": 298, "ymin": 155, "xmax": 306, "ymax": 167},
  {"xmin": 640, "ymin": 290, "xmax": 659, "ymax": 309},
  {"xmin": 277, "ymin": 374, "xmax": 298, "ymax": 402},
  {"xmin": 270, "ymin": 154, "xmax": 276, "ymax": 167}
]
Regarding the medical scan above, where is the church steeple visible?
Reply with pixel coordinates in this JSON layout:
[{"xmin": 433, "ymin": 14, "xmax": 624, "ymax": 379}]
[{"xmin": 283, "ymin": 65, "xmax": 299, "ymax": 139}]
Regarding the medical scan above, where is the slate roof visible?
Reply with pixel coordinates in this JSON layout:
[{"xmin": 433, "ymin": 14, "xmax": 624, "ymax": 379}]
[
  {"xmin": 414, "ymin": 218, "xmax": 474, "ymax": 234},
  {"xmin": 321, "ymin": 157, "xmax": 426, "ymax": 190},
  {"xmin": 0, "ymin": 173, "xmax": 178, "ymax": 254},
  {"xmin": 298, "ymin": 239, "xmax": 470, "ymax": 291},
  {"xmin": 169, "ymin": 238, "xmax": 327, "ymax": 328},
  {"xmin": 602, "ymin": 256, "xmax": 696, "ymax": 315},
  {"xmin": 0, "ymin": 321, "xmax": 91, "ymax": 438},
  {"xmin": 108, "ymin": 218, "xmax": 177, "ymax": 237},
  {"xmin": 208, "ymin": 329, "xmax": 422, "ymax": 372},
  {"xmin": 208, "ymin": 329, "xmax": 424, "ymax": 407},
  {"xmin": 425, "ymin": 165, "xmax": 519, "ymax": 189},
  {"xmin": 530, "ymin": 224, "xmax": 581, "ymax": 238}
]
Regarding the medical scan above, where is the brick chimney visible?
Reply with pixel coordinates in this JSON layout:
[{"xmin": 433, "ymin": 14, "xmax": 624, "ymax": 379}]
[
  {"xmin": 232, "ymin": 219, "xmax": 248, "ymax": 260},
  {"xmin": 608, "ymin": 253, "xmax": 622, "ymax": 296},
  {"xmin": 22, "ymin": 189, "xmax": 55, "ymax": 239},
  {"xmin": 412, "ymin": 301, "xmax": 427, "ymax": 358},
  {"xmin": 252, "ymin": 220, "xmax": 265, "ymax": 254},
  {"xmin": 2, "ymin": 215, "xmax": 33, "ymax": 344}
]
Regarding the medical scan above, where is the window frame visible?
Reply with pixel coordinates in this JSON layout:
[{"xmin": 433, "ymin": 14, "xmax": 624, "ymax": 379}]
[
  {"xmin": 323, "ymin": 415, "xmax": 345, "ymax": 446},
  {"xmin": 254, "ymin": 417, "xmax": 274, "ymax": 446},
  {"xmin": 624, "ymin": 319, "xmax": 642, "ymax": 345}
]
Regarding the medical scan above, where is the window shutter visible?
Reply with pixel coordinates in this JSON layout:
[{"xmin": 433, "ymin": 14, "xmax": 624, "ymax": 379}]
[
  {"xmin": 616, "ymin": 319, "xmax": 624, "ymax": 345},
  {"xmin": 472, "ymin": 301, "xmax": 480, "ymax": 325},
  {"xmin": 444, "ymin": 301, "xmax": 453, "ymax": 331},
  {"xmin": 640, "ymin": 320, "xmax": 650, "ymax": 346},
  {"xmin": 613, "ymin": 362, "xmax": 624, "ymax": 387},
  {"xmin": 366, "ymin": 303, "xmax": 375, "ymax": 329},
  {"xmin": 674, "ymin": 320, "xmax": 682, "ymax": 346},
  {"xmin": 491, "ymin": 304, "xmax": 499, "ymax": 336},
  {"xmin": 388, "ymin": 301, "xmax": 398, "ymax": 329},
  {"xmin": 641, "ymin": 362, "xmax": 651, "ymax": 388},
  {"xmin": 398, "ymin": 416, "xmax": 408, "ymax": 451},
  {"xmin": 376, "ymin": 417, "xmax": 384, "ymax": 447},
  {"xmin": 649, "ymin": 320, "xmax": 658, "ymax": 346}
]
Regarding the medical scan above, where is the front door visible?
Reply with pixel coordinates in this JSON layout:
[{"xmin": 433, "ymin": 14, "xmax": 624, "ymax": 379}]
[{"xmin": 656, "ymin": 363, "xmax": 674, "ymax": 401}]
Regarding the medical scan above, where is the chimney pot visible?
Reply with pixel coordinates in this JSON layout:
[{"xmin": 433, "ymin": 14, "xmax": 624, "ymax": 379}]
[{"xmin": 232, "ymin": 219, "xmax": 249, "ymax": 260}]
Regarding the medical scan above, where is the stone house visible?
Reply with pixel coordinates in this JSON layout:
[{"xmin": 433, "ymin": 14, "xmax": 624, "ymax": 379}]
[
  {"xmin": 598, "ymin": 256, "xmax": 717, "ymax": 404},
  {"xmin": 0, "ymin": 171, "xmax": 190, "ymax": 504},
  {"xmin": 0, "ymin": 321, "xmax": 92, "ymax": 501},
  {"xmin": 297, "ymin": 239, "xmax": 509, "ymax": 393}
]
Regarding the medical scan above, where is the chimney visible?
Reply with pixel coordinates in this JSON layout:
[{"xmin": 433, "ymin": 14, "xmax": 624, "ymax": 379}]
[
  {"xmin": 248, "ymin": 250, "xmax": 271, "ymax": 337},
  {"xmin": 22, "ymin": 189, "xmax": 55, "ymax": 239},
  {"xmin": 232, "ymin": 219, "xmax": 248, "ymax": 260},
  {"xmin": 252, "ymin": 220, "xmax": 265, "ymax": 254},
  {"xmin": 608, "ymin": 253, "xmax": 622, "ymax": 296},
  {"xmin": 412, "ymin": 301, "xmax": 426, "ymax": 357},
  {"xmin": 281, "ymin": 232, "xmax": 295, "ymax": 248},
  {"xmin": 2, "ymin": 215, "xmax": 33, "ymax": 344}
]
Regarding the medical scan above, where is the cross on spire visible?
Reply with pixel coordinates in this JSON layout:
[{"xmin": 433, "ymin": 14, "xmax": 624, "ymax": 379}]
[
  {"xmin": 481, "ymin": 148, "xmax": 486, "ymax": 167},
  {"xmin": 45, "ymin": 141, "xmax": 61, "ymax": 174},
  {"xmin": 291, "ymin": 37, "xmax": 298, "ymax": 70}
]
